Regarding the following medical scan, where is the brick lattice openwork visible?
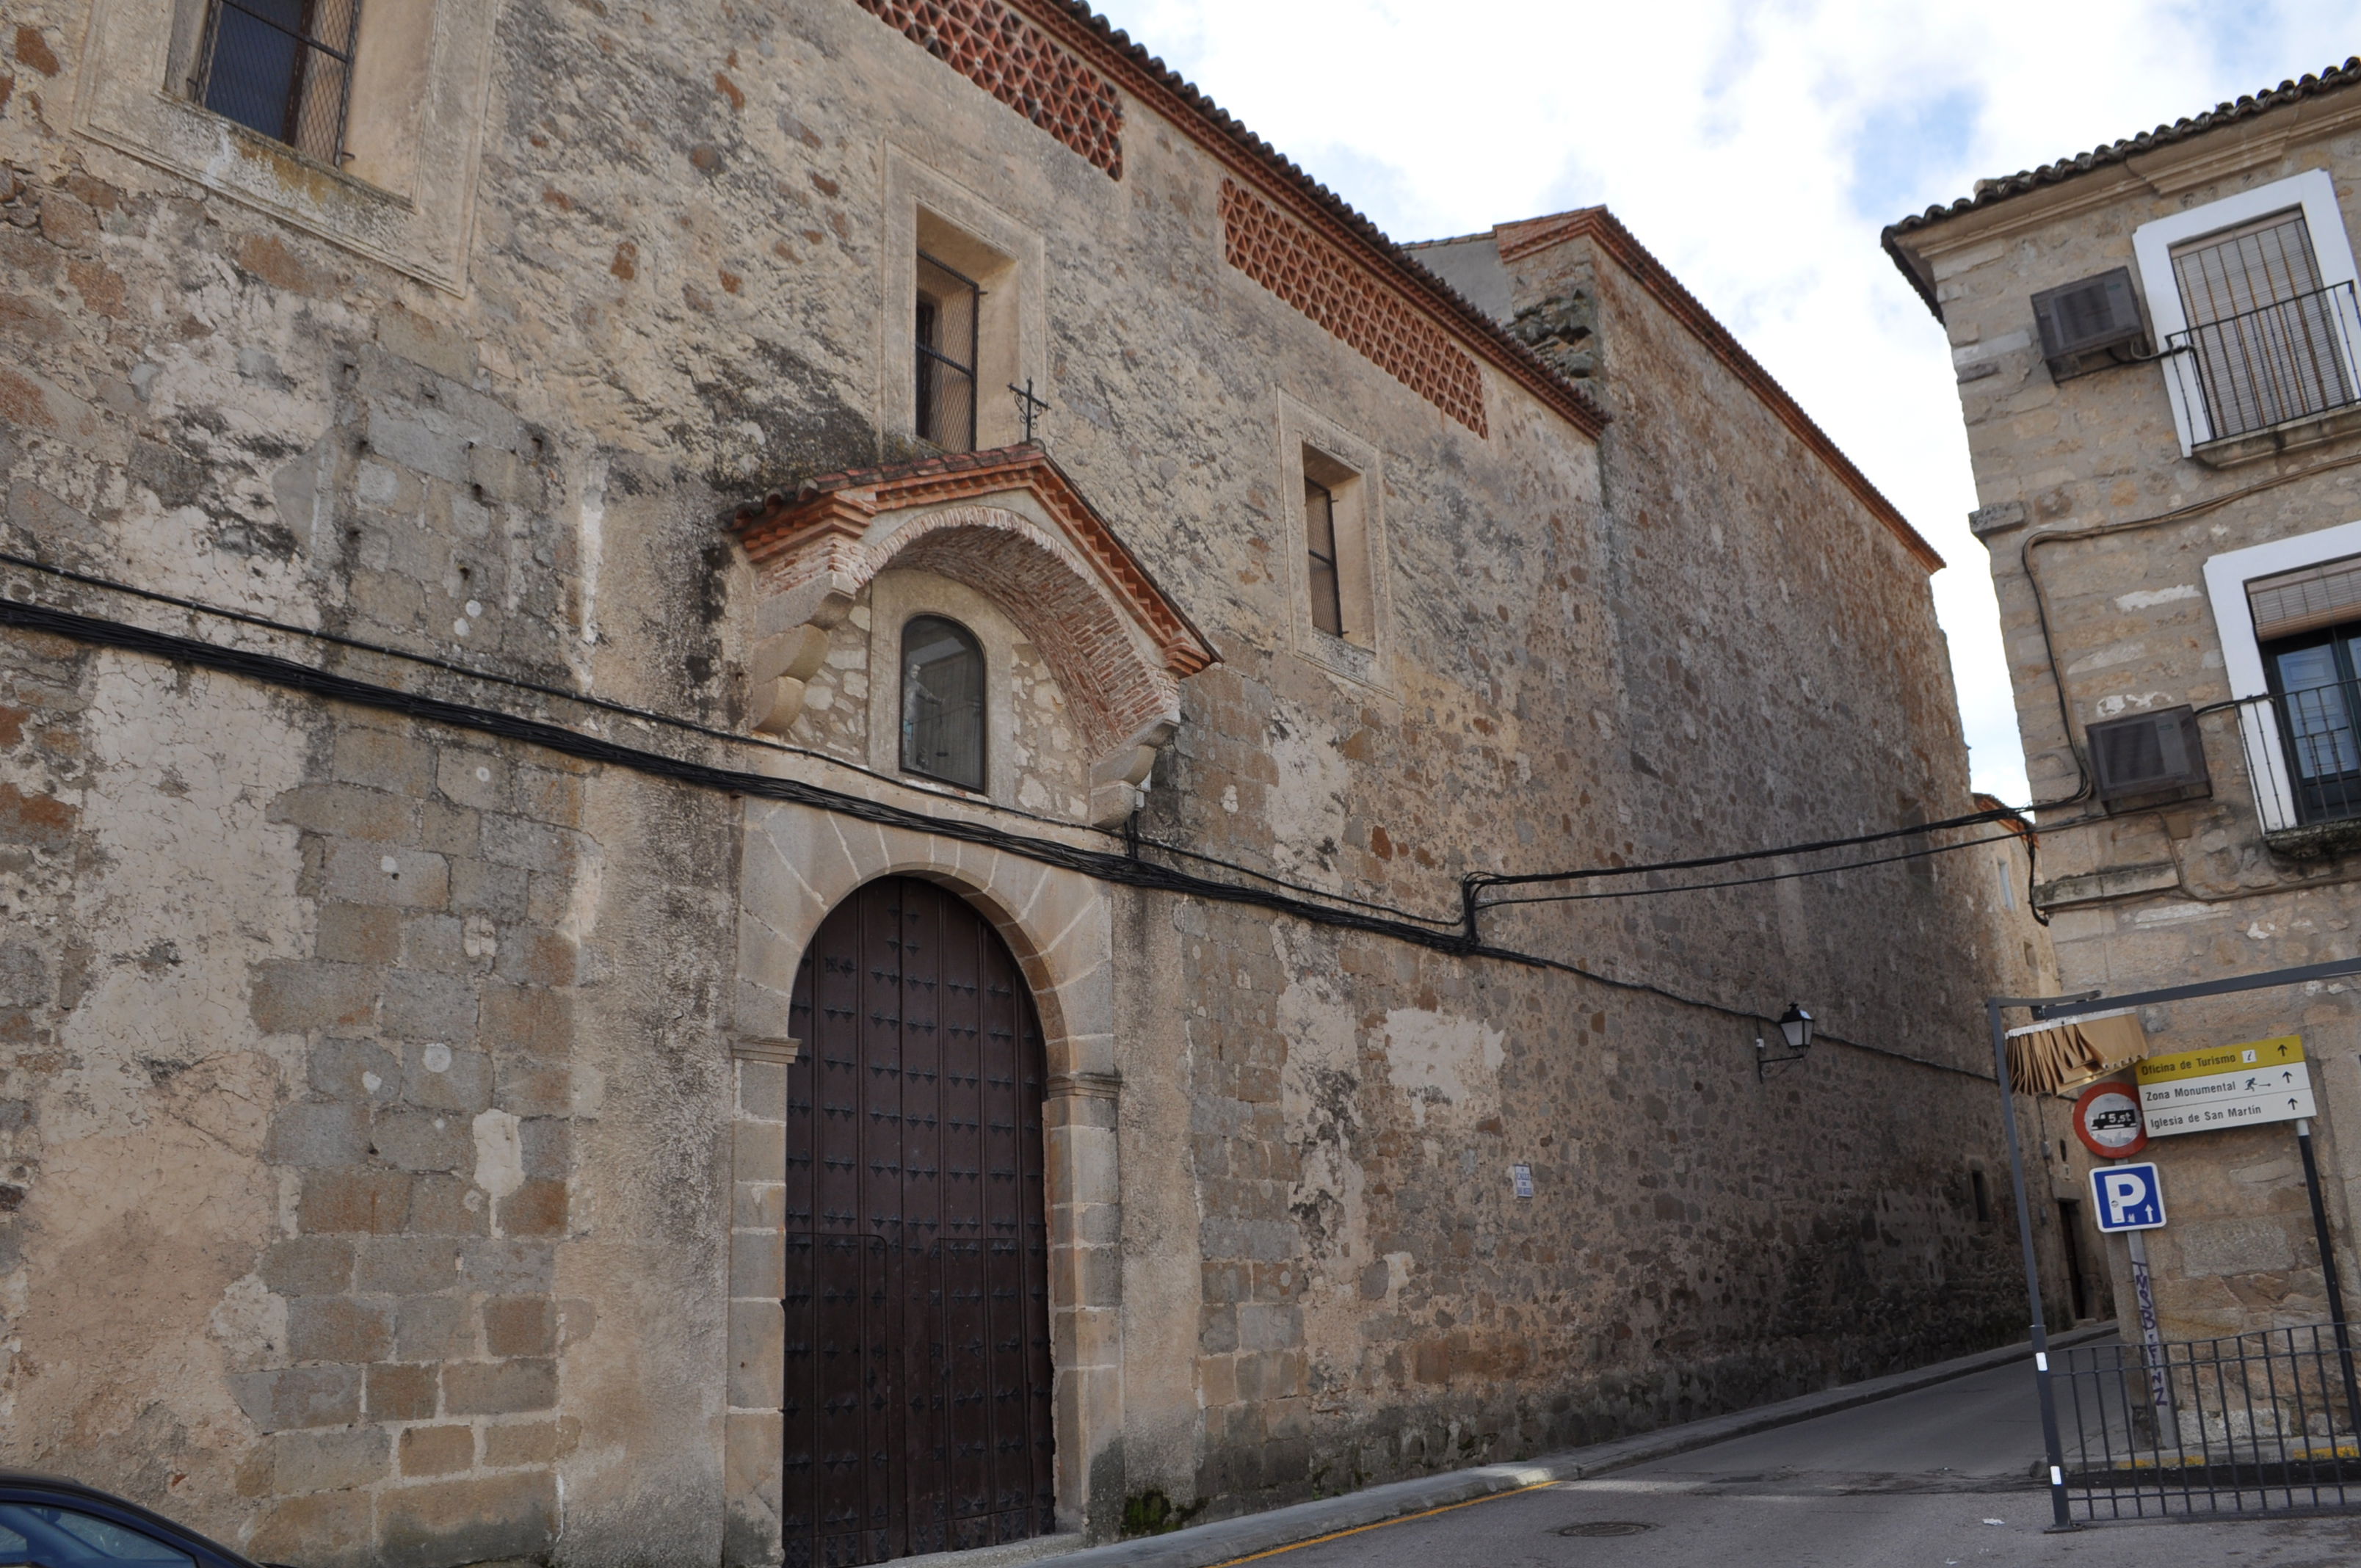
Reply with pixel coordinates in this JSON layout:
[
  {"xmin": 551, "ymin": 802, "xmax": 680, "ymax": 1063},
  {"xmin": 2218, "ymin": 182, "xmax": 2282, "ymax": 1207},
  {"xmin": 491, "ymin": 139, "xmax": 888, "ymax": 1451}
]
[
  {"xmin": 1221, "ymin": 179, "xmax": 1488, "ymax": 435},
  {"xmin": 855, "ymin": 0, "xmax": 1124, "ymax": 177}
]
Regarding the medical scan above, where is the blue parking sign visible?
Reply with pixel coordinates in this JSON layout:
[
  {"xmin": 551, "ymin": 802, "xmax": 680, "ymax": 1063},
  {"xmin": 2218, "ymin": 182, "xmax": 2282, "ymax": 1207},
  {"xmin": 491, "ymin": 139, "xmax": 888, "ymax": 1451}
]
[{"xmin": 2092, "ymin": 1162, "xmax": 2166, "ymax": 1232}]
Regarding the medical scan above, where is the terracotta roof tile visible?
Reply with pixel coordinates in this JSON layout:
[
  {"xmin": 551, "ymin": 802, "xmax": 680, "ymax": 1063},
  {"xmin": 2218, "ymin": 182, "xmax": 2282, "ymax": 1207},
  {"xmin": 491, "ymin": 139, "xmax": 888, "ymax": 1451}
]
[
  {"xmin": 1882, "ymin": 58, "xmax": 2361, "ymax": 313},
  {"xmin": 728, "ymin": 442, "xmax": 1051, "ymax": 529},
  {"xmin": 996, "ymin": 1, "xmax": 1609, "ymax": 437}
]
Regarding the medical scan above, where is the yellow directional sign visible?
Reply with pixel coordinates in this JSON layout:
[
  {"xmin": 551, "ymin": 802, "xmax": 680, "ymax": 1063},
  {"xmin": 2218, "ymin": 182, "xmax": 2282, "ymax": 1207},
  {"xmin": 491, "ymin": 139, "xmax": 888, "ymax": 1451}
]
[
  {"xmin": 2138, "ymin": 1036, "xmax": 2306, "ymax": 1084},
  {"xmin": 2136, "ymin": 1036, "xmax": 2313, "ymax": 1136}
]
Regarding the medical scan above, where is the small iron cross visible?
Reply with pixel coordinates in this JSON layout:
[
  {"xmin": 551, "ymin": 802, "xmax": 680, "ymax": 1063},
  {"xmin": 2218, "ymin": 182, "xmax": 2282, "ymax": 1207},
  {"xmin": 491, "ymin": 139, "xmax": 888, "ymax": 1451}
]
[{"xmin": 1009, "ymin": 379, "xmax": 1049, "ymax": 444}]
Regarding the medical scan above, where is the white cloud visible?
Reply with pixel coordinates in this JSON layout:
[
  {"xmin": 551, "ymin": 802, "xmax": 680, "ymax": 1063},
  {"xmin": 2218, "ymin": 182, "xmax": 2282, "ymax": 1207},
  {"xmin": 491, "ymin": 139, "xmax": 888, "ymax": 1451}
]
[{"xmin": 1094, "ymin": 0, "xmax": 2361, "ymax": 802}]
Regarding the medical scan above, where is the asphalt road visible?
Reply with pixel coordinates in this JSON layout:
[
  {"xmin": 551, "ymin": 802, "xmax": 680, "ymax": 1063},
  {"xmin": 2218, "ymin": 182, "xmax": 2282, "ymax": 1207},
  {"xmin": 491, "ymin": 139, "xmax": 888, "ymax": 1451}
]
[{"xmin": 1241, "ymin": 1358, "xmax": 2361, "ymax": 1567}]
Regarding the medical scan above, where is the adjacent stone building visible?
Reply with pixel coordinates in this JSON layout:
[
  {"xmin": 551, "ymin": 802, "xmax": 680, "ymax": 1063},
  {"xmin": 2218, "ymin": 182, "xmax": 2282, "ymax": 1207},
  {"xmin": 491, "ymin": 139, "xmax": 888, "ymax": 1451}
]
[
  {"xmin": 1885, "ymin": 59, "xmax": 2361, "ymax": 1344},
  {"xmin": 4, "ymin": 2, "xmax": 2046, "ymax": 1565}
]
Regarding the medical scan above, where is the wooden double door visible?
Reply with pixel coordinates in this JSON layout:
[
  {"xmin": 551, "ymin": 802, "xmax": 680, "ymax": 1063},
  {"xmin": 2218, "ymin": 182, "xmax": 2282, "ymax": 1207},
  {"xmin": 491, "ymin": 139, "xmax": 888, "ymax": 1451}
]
[{"xmin": 781, "ymin": 877, "xmax": 1056, "ymax": 1567}]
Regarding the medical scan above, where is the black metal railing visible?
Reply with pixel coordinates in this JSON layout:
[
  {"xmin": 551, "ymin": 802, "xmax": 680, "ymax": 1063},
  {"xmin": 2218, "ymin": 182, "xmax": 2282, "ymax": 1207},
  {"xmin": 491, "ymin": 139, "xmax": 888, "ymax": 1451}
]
[
  {"xmin": 190, "ymin": 0, "xmax": 362, "ymax": 167},
  {"xmin": 915, "ymin": 252, "xmax": 979, "ymax": 453},
  {"xmin": 2233, "ymin": 683, "xmax": 2361, "ymax": 834},
  {"xmin": 2054, "ymin": 1324, "xmax": 2361, "ymax": 1520},
  {"xmin": 2165, "ymin": 280, "xmax": 2361, "ymax": 444}
]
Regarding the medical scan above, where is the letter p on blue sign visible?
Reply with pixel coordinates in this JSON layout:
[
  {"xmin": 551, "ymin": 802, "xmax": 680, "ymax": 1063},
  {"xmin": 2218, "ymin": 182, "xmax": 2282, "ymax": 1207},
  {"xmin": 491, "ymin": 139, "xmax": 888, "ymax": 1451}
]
[{"xmin": 2092, "ymin": 1162, "xmax": 2166, "ymax": 1233}]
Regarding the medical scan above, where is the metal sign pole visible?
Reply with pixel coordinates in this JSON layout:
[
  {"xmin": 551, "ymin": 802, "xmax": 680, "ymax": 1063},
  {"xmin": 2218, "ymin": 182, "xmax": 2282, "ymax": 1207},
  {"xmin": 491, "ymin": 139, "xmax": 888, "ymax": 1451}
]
[
  {"xmin": 1989, "ymin": 997, "xmax": 2075, "ymax": 1531},
  {"xmin": 2122, "ymin": 1226, "xmax": 2171, "ymax": 1416},
  {"xmin": 2295, "ymin": 1118, "xmax": 2361, "ymax": 1435}
]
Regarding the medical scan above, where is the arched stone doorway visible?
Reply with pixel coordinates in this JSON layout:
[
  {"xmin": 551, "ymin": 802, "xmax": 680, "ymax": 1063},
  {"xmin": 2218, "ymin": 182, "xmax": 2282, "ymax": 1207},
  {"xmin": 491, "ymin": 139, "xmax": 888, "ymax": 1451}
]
[{"xmin": 780, "ymin": 876, "xmax": 1055, "ymax": 1564}]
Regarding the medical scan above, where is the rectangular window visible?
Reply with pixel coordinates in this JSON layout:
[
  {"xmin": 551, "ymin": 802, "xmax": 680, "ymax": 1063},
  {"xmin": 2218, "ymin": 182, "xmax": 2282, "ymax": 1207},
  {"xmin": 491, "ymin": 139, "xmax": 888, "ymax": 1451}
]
[
  {"xmin": 2136, "ymin": 171, "xmax": 2361, "ymax": 456},
  {"xmin": 915, "ymin": 252, "xmax": 980, "ymax": 453},
  {"xmin": 1304, "ymin": 476, "xmax": 1343, "ymax": 637},
  {"xmin": 2167, "ymin": 209, "xmax": 2357, "ymax": 441},
  {"xmin": 2202, "ymin": 517, "xmax": 2361, "ymax": 837},
  {"xmin": 189, "ymin": 0, "xmax": 363, "ymax": 165},
  {"xmin": 2248, "ymin": 553, "xmax": 2361, "ymax": 827}
]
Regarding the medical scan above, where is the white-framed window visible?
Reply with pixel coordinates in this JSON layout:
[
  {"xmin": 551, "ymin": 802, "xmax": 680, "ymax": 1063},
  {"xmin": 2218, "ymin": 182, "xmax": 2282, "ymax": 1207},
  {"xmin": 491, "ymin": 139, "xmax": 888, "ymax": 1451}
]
[
  {"xmin": 2202, "ymin": 517, "xmax": 2361, "ymax": 831},
  {"xmin": 2133, "ymin": 170, "xmax": 2361, "ymax": 454}
]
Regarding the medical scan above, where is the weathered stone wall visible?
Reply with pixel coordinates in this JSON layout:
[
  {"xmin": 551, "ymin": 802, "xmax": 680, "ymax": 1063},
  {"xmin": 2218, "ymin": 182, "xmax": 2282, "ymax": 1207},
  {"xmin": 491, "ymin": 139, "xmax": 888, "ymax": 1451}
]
[
  {"xmin": 3, "ymin": 1, "xmax": 2046, "ymax": 1563},
  {"xmin": 1892, "ymin": 85, "xmax": 2361, "ymax": 1340}
]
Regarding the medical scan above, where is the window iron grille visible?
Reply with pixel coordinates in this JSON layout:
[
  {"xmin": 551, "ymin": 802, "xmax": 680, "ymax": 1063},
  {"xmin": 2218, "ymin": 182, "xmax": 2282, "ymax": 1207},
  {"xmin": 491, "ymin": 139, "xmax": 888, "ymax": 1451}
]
[
  {"xmin": 915, "ymin": 253, "xmax": 980, "ymax": 453},
  {"xmin": 189, "ymin": 0, "xmax": 363, "ymax": 167},
  {"xmin": 2164, "ymin": 280, "xmax": 2361, "ymax": 445}
]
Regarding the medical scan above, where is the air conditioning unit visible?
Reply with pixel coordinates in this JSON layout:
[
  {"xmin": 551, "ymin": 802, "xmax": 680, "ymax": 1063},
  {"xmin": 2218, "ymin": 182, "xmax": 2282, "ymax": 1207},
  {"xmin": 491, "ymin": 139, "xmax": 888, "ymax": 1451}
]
[
  {"xmin": 2087, "ymin": 706, "xmax": 2209, "ymax": 802},
  {"xmin": 2031, "ymin": 268, "xmax": 2150, "ymax": 381}
]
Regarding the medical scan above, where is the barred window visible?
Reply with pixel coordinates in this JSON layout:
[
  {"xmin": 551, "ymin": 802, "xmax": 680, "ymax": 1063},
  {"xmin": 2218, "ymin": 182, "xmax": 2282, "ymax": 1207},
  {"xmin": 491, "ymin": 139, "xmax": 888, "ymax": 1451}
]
[
  {"xmin": 901, "ymin": 616, "xmax": 986, "ymax": 791},
  {"xmin": 190, "ymin": 0, "xmax": 363, "ymax": 166},
  {"xmin": 915, "ymin": 253, "xmax": 981, "ymax": 452}
]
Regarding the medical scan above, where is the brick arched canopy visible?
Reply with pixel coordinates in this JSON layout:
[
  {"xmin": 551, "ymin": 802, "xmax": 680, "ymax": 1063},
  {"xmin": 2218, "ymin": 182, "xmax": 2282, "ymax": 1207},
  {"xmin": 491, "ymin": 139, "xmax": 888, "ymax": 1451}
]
[
  {"xmin": 731, "ymin": 444, "xmax": 1218, "ymax": 824},
  {"xmin": 868, "ymin": 503, "xmax": 1176, "ymax": 756}
]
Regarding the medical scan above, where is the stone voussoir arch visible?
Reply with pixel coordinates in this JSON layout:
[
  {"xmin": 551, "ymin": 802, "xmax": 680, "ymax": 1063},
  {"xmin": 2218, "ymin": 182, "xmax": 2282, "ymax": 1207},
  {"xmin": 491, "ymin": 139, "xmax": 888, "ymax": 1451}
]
[{"xmin": 721, "ymin": 805, "xmax": 1123, "ymax": 1551}]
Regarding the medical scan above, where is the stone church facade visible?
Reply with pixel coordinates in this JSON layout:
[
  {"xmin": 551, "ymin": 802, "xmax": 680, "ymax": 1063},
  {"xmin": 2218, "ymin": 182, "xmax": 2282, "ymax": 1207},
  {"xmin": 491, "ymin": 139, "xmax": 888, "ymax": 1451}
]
[{"xmin": 4, "ymin": 2, "xmax": 2048, "ymax": 1565}]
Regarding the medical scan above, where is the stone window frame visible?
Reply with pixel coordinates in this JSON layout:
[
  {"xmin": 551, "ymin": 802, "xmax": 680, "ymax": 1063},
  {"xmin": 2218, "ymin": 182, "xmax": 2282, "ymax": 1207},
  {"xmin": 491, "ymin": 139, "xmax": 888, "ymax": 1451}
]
[
  {"xmin": 73, "ymin": 0, "xmax": 498, "ymax": 293},
  {"xmin": 1276, "ymin": 397, "xmax": 1392, "ymax": 692},
  {"xmin": 881, "ymin": 150, "xmax": 1046, "ymax": 454},
  {"xmin": 2201, "ymin": 514, "xmax": 2361, "ymax": 830},
  {"xmin": 2131, "ymin": 169, "xmax": 2361, "ymax": 455}
]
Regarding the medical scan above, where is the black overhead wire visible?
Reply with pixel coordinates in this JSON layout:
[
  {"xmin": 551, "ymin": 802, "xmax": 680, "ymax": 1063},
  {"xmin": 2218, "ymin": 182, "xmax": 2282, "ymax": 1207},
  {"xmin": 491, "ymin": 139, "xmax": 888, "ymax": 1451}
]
[
  {"xmin": 0, "ymin": 591, "xmax": 1484, "ymax": 946},
  {"xmin": 1477, "ymin": 830, "xmax": 2031, "ymax": 907},
  {"xmin": 0, "ymin": 567, "xmax": 2014, "ymax": 1084},
  {"xmin": 1468, "ymin": 803, "xmax": 2030, "ymax": 895},
  {"xmin": 0, "ymin": 549, "xmax": 1450, "ymax": 928}
]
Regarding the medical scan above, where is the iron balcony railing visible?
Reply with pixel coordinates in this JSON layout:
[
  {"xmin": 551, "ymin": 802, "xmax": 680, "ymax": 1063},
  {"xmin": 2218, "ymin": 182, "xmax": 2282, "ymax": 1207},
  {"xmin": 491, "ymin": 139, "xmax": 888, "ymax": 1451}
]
[
  {"xmin": 2053, "ymin": 1324, "xmax": 2361, "ymax": 1520},
  {"xmin": 2164, "ymin": 280, "xmax": 2361, "ymax": 446},
  {"xmin": 2233, "ymin": 680, "xmax": 2361, "ymax": 835}
]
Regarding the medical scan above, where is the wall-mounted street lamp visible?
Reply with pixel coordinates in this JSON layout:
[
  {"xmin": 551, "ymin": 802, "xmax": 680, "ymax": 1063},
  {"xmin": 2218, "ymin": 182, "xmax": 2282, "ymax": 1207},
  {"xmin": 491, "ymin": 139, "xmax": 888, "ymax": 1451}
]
[{"xmin": 1755, "ymin": 1003, "xmax": 1816, "ymax": 1080}]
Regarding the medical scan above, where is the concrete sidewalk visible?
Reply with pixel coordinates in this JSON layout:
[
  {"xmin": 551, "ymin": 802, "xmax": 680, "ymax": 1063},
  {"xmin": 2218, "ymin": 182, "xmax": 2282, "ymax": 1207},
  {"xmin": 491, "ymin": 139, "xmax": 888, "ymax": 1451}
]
[{"xmin": 991, "ymin": 1324, "xmax": 2114, "ymax": 1568}]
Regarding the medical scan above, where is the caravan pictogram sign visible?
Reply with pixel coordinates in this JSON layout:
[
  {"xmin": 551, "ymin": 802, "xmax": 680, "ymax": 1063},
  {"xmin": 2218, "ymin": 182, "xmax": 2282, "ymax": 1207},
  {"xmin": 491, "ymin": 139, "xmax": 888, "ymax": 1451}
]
[{"xmin": 2072, "ymin": 1079, "xmax": 2147, "ymax": 1158}]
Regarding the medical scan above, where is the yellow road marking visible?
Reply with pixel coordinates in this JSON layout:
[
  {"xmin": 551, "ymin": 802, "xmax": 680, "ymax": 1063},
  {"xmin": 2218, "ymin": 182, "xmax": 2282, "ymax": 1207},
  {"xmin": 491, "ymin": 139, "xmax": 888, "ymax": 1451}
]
[{"xmin": 1205, "ymin": 1480, "xmax": 1564, "ymax": 1567}]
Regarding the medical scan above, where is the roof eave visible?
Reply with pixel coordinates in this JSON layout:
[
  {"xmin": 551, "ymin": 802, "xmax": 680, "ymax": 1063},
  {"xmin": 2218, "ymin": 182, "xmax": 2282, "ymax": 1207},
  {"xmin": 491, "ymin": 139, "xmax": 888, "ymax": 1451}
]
[{"xmin": 1881, "ymin": 226, "xmax": 1944, "ymax": 322}]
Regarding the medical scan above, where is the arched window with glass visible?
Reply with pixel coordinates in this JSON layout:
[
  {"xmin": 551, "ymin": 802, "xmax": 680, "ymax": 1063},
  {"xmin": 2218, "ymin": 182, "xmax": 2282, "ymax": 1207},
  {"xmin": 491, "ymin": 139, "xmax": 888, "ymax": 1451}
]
[{"xmin": 901, "ymin": 615, "xmax": 986, "ymax": 791}]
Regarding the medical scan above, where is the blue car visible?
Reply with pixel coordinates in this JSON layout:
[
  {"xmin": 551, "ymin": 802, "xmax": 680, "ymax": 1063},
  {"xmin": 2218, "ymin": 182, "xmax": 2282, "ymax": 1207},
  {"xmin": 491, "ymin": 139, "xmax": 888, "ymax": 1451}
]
[{"xmin": 0, "ymin": 1473, "xmax": 275, "ymax": 1568}]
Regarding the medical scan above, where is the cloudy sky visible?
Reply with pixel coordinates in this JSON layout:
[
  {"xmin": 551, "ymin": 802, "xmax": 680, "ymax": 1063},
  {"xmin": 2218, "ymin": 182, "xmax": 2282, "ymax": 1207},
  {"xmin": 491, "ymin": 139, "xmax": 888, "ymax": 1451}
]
[{"xmin": 1092, "ymin": 0, "xmax": 2361, "ymax": 804}]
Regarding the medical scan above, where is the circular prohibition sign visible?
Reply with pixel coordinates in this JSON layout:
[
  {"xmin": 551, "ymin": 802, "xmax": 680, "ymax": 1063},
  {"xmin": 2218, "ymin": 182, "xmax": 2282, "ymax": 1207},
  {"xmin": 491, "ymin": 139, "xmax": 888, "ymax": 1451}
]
[{"xmin": 2071, "ymin": 1078, "xmax": 2149, "ymax": 1159}]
